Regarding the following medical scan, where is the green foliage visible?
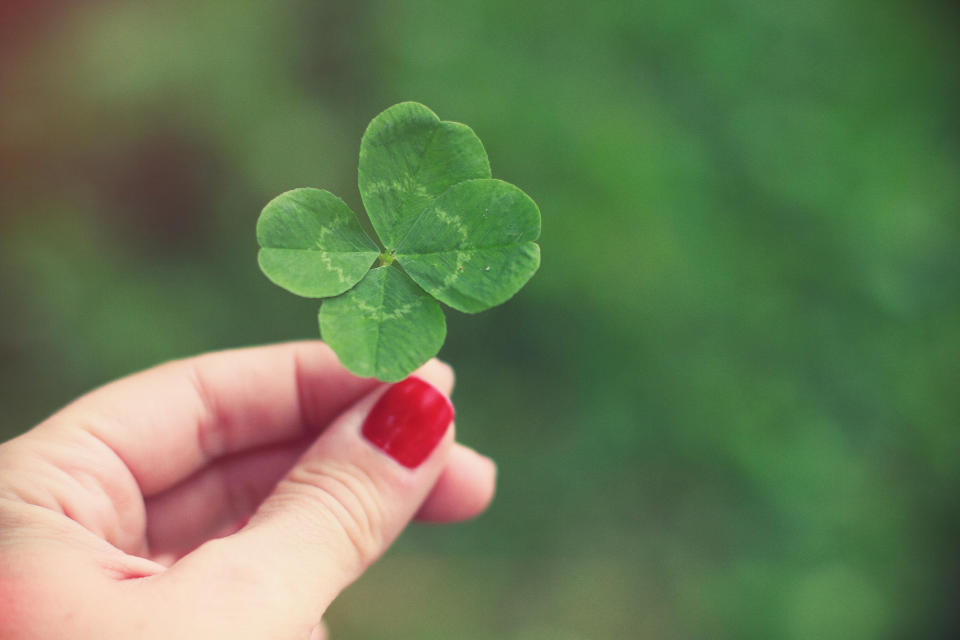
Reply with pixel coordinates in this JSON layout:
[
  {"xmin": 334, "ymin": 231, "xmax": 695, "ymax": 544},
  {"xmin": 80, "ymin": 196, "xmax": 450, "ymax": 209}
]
[
  {"xmin": 359, "ymin": 102, "xmax": 492, "ymax": 248},
  {"xmin": 396, "ymin": 179, "xmax": 541, "ymax": 313},
  {"xmin": 256, "ymin": 102, "xmax": 541, "ymax": 381},
  {"xmin": 257, "ymin": 188, "xmax": 380, "ymax": 298},
  {"xmin": 319, "ymin": 266, "xmax": 447, "ymax": 380},
  {"xmin": 2, "ymin": 1, "xmax": 959, "ymax": 637}
]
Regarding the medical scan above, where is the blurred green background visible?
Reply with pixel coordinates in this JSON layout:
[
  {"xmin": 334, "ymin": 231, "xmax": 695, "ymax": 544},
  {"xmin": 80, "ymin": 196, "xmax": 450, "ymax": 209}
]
[{"xmin": 2, "ymin": 0, "xmax": 959, "ymax": 637}]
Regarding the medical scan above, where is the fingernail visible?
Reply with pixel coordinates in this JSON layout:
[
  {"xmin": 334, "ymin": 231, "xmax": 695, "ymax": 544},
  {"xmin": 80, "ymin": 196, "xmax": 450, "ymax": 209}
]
[{"xmin": 362, "ymin": 377, "xmax": 454, "ymax": 468}]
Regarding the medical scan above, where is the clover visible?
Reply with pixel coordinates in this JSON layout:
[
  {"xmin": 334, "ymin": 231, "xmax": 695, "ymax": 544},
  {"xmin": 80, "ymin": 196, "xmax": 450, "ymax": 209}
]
[{"xmin": 256, "ymin": 102, "xmax": 542, "ymax": 381}]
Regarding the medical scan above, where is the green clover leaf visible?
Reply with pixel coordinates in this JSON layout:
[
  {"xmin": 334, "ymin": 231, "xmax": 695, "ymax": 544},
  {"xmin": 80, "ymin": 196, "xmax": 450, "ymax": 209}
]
[{"xmin": 256, "ymin": 102, "xmax": 541, "ymax": 381}]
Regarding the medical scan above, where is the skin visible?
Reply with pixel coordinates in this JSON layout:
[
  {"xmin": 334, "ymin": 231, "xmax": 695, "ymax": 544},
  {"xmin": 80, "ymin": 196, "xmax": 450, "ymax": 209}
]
[{"xmin": 0, "ymin": 342, "xmax": 496, "ymax": 639}]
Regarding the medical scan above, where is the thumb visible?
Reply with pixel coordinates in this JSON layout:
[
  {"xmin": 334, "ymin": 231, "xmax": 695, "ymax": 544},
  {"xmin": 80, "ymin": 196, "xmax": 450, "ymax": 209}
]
[{"xmin": 156, "ymin": 377, "xmax": 455, "ymax": 638}]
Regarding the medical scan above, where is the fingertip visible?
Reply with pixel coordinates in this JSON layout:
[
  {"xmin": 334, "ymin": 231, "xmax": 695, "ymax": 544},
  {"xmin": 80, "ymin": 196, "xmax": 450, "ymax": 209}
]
[
  {"xmin": 413, "ymin": 359, "xmax": 455, "ymax": 396},
  {"xmin": 310, "ymin": 620, "xmax": 329, "ymax": 640},
  {"xmin": 416, "ymin": 445, "xmax": 496, "ymax": 522},
  {"xmin": 463, "ymin": 447, "xmax": 497, "ymax": 515},
  {"xmin": 469, "ymin": 450, "xmax": 497, "ymax": 515}
]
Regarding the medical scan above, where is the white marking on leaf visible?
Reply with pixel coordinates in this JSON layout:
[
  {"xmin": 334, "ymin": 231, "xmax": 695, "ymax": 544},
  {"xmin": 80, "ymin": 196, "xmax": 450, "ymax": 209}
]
[
  {"xmin": 434, "ymin": 249, "xmax": 472, "ymax": 296},
  {"xmin": 355, "ymin": 298, "xmax": 416, "ymax": 322},
  {"xmin": 433, "ymin": 208, "xmax": 469, "ymax": 245},
  {"xmin": 317, "ymin": 251, "xmax": 347, "ymax": 283}
]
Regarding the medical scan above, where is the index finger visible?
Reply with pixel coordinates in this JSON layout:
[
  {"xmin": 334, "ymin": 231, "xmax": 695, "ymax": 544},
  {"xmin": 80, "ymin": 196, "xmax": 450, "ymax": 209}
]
[{"xmin": 36, "ymin": 341, "xmax": 453, "ymax": 497}]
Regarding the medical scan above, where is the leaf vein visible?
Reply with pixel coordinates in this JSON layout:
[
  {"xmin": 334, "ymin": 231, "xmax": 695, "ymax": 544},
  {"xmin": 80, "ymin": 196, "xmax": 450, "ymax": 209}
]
[{"xmin": 386, "ymin": 124, "xmax": 444, "ymax": 248}]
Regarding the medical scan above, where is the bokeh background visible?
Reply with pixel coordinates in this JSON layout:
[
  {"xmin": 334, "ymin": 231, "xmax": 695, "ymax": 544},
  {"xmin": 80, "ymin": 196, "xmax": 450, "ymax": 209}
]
[{"xmin": 2, "ymin": 1, "xmax": 959, "ymax": 637}]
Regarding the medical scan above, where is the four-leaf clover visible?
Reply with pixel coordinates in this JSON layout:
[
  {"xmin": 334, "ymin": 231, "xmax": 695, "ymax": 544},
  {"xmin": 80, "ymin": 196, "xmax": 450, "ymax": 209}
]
[{"xmin": 256, "ymin": 102, "xmax": 541, "ymax": 381}]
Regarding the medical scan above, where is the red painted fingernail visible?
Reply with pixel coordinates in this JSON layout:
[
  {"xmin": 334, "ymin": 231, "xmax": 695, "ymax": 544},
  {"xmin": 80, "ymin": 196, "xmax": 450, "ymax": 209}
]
[{"xmin": 362, "ymin": 377, "xmax": 454, "ymax": 468}]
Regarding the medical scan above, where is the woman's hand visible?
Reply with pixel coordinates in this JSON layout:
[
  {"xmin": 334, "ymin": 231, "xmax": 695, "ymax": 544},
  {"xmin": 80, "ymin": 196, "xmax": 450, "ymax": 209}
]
[{"xmin": 0, "ymin": 342, "xmax": 495, "ymax": 639}]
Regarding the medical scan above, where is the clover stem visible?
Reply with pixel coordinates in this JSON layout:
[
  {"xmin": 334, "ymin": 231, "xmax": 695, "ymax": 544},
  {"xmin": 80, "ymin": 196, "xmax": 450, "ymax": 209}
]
[{"xmin": 378, "ymin": 250, "xmax": 396, "ymax": 267}]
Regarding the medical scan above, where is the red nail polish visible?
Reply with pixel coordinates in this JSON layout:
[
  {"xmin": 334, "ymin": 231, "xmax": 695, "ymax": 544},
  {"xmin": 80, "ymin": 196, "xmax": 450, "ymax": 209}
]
[{"xmin": 362, "ymin": 377, "xmax": 454, "ymax": 468}]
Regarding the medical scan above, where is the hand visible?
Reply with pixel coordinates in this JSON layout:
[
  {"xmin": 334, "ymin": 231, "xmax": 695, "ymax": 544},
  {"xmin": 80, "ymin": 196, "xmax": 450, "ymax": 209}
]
[{"xmin": 0, "ymin": 342, "xmax": 495, "ymax": 639}]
